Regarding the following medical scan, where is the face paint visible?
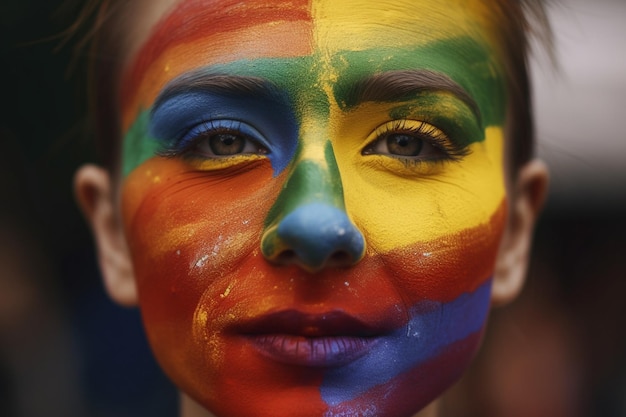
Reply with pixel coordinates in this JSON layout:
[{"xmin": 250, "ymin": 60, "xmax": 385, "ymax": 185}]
[{"xmin": 120, "ymin": 0, "xmax": 508, "ymax": 416}]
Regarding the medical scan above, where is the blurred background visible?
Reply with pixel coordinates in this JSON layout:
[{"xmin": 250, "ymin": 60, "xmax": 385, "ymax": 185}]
[{"xmin": 0, "ymin": 0, "xmax": 624, "ymax": 416}]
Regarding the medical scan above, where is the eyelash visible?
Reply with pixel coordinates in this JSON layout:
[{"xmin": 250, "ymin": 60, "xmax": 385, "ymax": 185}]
[
  {"xmin": 156, "ymin": 119, "xmax": 268, "ymax": 158},
  {"xmin": 362, "ymin": 119, "xmax": 470, "ymax": 166}
]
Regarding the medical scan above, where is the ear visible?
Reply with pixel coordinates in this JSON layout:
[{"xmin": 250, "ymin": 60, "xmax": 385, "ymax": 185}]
[
  {"xmin": 74, "ymin": 165, "xmax": 138, "ymax": 306},
  {"xmin": 492, "ymin": 159, "xmax": 549, "ymax": 306}
]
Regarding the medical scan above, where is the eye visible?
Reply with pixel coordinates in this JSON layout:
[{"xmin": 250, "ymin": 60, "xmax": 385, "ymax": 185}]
[
  {"xmin": 362, "ymin": 120, "xmax": 465, "ymax": 162},
  {"xmin": 380, "ymin": 133, "xmax": 423, "ymax": 156},
  {"xmin": 160, "ymin": 119, "xmax": 269, "ymax": 158},
  {"xmin": 204, "ymin": 132, "xmax": 246, "ymax": 155},
  {"xmin": 195, "ymin": 129, "xmax": 267, "ymax": 157}
]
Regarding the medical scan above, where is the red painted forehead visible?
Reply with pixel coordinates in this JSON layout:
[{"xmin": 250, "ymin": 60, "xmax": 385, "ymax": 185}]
[{"xmin": 120, "ymin": 0, "xmax": 313, "ymax": 124}]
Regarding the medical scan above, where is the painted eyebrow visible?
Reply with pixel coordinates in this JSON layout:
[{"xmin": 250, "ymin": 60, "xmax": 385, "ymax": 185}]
[
  {"xmin": 153, "ymin": 71, "xmax": 285, "ymax": 110},
  {"xmin": 347, "ymin": 69, "xmax": 482, "ymax": 124}
]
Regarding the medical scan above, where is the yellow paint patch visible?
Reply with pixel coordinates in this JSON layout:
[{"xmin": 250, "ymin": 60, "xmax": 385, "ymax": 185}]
[
  {"xmin": 311, "ymin": 0, "xmax": 496, "ymax": 54},
  {"xmin": 186, "ymin": 154, "xmax": 268, "ymax": 172},
  {"xmin": 334, "ymin": 125, "xmax": 506, "ymax": 253},
  {"xmin": 219, "ymin": 283, "xmax": 234, "ymax": 299},
  {"xmin": 296, "ymin": 115, "xmax": 335, "ymax": 163}
]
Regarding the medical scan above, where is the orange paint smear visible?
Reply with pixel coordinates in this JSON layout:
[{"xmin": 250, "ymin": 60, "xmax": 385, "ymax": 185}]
[
  {"xmin": 122, "ymin": 155, "xmax": 278, "ymax": 332},
  {"xmin": 209, "ymin": 350, "xmax": 327, "ymax": 417},
  {"xmin": 122, "ymin": 156, "xmax": 280, "ymax": 281},
  {"xmin": 120, "ymin": 0, "xmax": 314, "ymax": 131}
]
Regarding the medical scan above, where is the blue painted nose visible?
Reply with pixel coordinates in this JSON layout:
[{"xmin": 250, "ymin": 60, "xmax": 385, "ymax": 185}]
[{"xmin": 262, "ymin": 203, "xmax": 365, "ymax": 272}]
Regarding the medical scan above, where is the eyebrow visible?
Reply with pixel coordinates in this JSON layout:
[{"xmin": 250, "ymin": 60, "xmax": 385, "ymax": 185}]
[
  {"xmin": 153, "ymin": 71, "xmax": 285, "ymax": 110},
  {"xmin": 346, "ymin": 69, "xmax": 482, "ymax": 124}
]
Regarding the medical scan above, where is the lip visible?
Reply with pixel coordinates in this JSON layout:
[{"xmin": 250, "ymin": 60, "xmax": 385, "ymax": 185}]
[{"xmin": 235, "ymin": 310, "xmax": 386, "ymax": 367}]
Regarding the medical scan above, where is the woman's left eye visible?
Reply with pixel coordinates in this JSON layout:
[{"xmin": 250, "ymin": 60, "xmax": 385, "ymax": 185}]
[
  {"xmin": 377, "ymin": 133, "xmax": 424, "ymax": 156},
  {"xmin": 362, "ymin": 120, "xmax": 463, "ymax": 162}
]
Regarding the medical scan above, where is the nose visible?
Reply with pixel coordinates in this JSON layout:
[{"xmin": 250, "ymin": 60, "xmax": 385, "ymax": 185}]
[
  {"xmin": 260, "ymin": 140, "xmax": 365, "ymax": 273},
  {"xmin": 262, "ymin": 202, "xmax": 365, "ymax": 272}
]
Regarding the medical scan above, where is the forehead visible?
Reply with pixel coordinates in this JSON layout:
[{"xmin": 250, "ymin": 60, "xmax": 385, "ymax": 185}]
[
  {"xmin": 120, "ymin": 0, "xmax": 502, "ymax": 128},
  {"xmin": 122, "ymin": 0, "xmax": 497, "ymax": 54}
]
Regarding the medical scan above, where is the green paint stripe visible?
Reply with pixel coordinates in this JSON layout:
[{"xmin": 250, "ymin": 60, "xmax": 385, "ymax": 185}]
[
  {"xmin": 263, "ymin": 140, "xmax": 345, "ymax": 228},
  {"xmin": 332, "ymin": 37, "xmax": 506, "ymax": 127},
  {"xmin": 121, "ymin": 35, "xmax": 504, "ymax": 177},
  {"xmin": 122, "ymin": 110, "xmax": 161, "ymax": 178}
]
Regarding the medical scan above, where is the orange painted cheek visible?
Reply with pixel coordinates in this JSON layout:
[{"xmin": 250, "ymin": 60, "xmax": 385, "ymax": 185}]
[
  {"xmin": 120, "ymin": 157, "xmax": 282, "ymax": 381},
  {"xmin": 122, "ymin": 157, "xmax": 279, "ymax": 298}
]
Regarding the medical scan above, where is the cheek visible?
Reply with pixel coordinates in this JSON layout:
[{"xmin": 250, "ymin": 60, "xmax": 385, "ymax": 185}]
[
  {"xmin": 121, "ymin": 156, "xmax": 281, "ymax": 394},
  {"xmin": 378, "ymin": 199, "xmax": 507, "ymax": 302},
  {"xmin": 122, "ymin": 157, "xmax": 278, "ymax": 283},
  {"xmin": 338, "ymin": 127, "xmax": 507, "ymax": 253}
]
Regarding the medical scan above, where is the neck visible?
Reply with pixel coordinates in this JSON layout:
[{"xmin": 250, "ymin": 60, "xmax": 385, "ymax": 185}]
[
  {"xmin": 179, "ymin": 393, "xmax": 440, "ymax": 417},
  {"xmin": 180, "ymin": 394, "xmax": 216, "ymax": 417},
  {"xmin": 415, "ymin": 400, "xmax": 440, "ymax": 417}
]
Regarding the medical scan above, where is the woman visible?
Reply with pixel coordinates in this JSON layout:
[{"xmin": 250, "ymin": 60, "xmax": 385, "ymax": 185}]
[{"xmin": 75, "ymin": 0, "xmax": 550, "ymax": 415}]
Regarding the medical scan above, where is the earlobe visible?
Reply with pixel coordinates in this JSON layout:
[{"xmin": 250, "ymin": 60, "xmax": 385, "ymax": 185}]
[
  {"xmin": 74, "ymin": 164, "xmax": 138, "ymax": 306},
  {"xmin": 492, "ymin": 159, "xmax": 549, "ymax": 306}
]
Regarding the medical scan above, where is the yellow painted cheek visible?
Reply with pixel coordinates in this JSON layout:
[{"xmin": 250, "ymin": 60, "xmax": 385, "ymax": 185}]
[{"xmin": 336, "ymin": 127, "xmax": 506, "ymax": 253}]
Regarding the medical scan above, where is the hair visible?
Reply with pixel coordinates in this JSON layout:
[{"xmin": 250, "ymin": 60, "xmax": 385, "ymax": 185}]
[
  {"xmin": 491, "ymin": 0, "xmax": 553, "ymax": 175},
  {"xmin": 66, "ymin": 0, "xmax": 552, "ymax": 176}
]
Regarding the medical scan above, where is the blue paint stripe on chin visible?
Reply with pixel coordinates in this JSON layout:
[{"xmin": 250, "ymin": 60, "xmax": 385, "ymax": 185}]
[{"xmin": 320, "ymin": 278, "xmax": 492, "ymax": 406}]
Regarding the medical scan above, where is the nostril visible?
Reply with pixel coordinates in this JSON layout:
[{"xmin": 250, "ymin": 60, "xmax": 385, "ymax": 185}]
[
  {"xmin": 261, "ymin": 203, "xmax": 366, "ymax": 271},
  {"xmin": 275, "ymin": 249, "xmax": 297, "ymax": 264},
  {"xmin": 329, "ymin": 250, "xmax": 352, "ymax": 266}
]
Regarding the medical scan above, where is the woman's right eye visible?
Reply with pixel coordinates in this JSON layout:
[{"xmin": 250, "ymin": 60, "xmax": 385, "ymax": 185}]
[
  {"xmin": 194, "ymin": 130, "xmax": 268, "ymax": 157},
  {"xmin": 161, "ymin": 119, "xmax": 269, "ymax": 158}
]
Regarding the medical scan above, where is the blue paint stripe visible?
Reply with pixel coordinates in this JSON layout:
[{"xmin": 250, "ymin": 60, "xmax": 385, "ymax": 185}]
[
  {"xmin": 150, "ymin": 91, "xmax": 298, "ymax": 176},
  {"xmin": 320, "ymin": 279, "xmax": 492, "ymax": 406}
]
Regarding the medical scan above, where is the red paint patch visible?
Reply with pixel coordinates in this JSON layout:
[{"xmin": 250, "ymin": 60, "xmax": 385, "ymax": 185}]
[
  {"xmin": 121, "ymin": 0, "xmax": 313, "ymax": 112},
  {"xmin": 123, "ymin": 156, "xmax": 281, "ymax": 321}
]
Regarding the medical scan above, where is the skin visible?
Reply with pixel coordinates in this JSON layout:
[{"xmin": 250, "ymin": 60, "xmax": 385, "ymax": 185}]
[{"xmin": 74, "ymin": 0, "xmax": 549, "ymax": 416}]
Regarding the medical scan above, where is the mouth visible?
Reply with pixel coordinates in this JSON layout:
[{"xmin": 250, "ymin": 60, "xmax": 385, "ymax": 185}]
[{"xmin": 235, "ymin": 310, "xmax": 385, "ymax": 367}]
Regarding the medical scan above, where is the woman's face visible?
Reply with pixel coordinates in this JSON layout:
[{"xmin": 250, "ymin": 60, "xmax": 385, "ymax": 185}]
[{"xmin": 120, "ymin": 0, "xmax": 508, "ymax": 415}]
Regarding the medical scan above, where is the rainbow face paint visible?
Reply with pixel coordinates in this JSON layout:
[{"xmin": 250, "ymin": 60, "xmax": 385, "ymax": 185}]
[{"xmin": 120, "ymin": 1, "xmax": 508, "ymax": 416}]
